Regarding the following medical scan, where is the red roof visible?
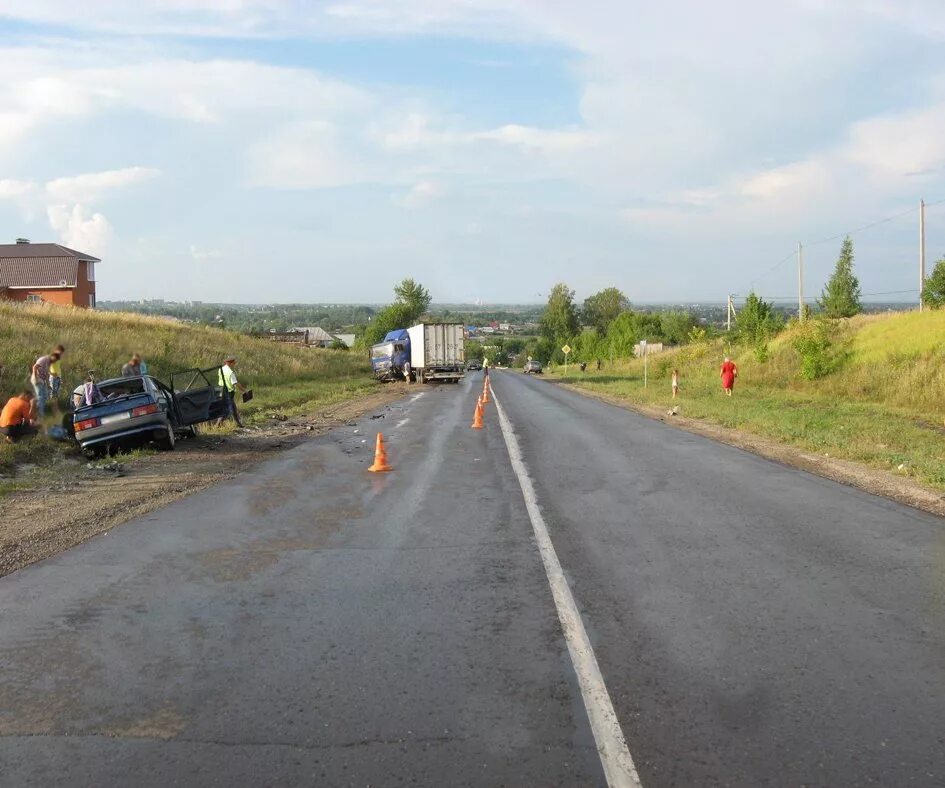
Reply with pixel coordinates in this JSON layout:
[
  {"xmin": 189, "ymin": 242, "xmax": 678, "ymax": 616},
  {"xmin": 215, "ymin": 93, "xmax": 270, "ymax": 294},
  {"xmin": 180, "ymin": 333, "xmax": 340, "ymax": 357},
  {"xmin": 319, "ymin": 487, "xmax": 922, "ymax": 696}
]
[
  {"xmin": 0, "ymin": 258, "xmax": 80, "ymax": 288},
  {"xmin": 0, "ymin": 242, "xmax": 100, "ymax": 261}
]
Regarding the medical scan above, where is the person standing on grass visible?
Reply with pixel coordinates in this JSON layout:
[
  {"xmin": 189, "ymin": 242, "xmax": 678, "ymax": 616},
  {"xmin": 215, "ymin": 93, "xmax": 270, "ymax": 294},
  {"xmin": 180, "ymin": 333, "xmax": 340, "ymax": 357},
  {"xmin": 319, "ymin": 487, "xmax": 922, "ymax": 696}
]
[
  {"xmin": 672, "ymin": 368, "xmax": 680, "ymax": 399},
  {"xmin": 218, "ymin": 356, "xmax": 246, "ymax": 427},
  {"xmin": 121, "ymin": 353, "xmax": 142, "ymax": 377},
  {"xmin": 30, "ymin": 350, "xmax": 60, "ymax": 418},
  {"xmin": 0, "ymin": 390, "xmax": 38, "ymax": 444},
  {"xmin": 720, "ymin": 356, "xmax": 738, "ymax": 397},
  {"xmin": 49, "ymin": 344, "xmax": 65, "ymax": 401}
]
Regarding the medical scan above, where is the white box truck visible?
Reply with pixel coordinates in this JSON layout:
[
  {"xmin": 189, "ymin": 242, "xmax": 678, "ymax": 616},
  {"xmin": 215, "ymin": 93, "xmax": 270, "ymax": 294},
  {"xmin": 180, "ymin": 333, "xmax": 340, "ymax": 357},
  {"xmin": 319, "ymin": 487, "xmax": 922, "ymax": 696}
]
[{"xmin": 407, "ymin": 323, "xmax": 465, "ymax": 384}]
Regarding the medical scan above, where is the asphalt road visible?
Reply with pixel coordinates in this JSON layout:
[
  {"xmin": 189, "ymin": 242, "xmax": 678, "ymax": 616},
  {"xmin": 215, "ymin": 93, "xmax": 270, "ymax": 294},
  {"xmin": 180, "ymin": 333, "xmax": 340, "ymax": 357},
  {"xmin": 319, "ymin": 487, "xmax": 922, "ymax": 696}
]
[{"xmin": 1, "ymin": 370, "xmax": 944, "ymax": 786}]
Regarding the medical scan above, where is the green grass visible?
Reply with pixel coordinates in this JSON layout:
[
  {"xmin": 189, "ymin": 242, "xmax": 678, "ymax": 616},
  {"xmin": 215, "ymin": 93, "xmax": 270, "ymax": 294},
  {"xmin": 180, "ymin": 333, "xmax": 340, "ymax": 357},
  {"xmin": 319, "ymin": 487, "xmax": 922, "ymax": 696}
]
[
  {"xmin": 0, "ymin": 301, "xmax": 375, "ymax": 475},
  {"xmin": 551, "ymin": 310, "xmax": 945, "ymax": 490}
]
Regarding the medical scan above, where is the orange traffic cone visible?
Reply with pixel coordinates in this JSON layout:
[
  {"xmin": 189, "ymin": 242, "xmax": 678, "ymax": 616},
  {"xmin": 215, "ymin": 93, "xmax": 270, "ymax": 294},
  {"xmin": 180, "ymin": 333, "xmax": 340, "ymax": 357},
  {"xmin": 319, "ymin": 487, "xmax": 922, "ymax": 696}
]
[
  {"xmin": 368, "ymin": 433, "xmax": 393, "ymax": 472},
  {"xmin": 481, "ymin": 380, "xmax": 491, "ymax": 404},
  {"xmin": 471, "ymin": 398, "xmax": 484, "ymax": 429}
]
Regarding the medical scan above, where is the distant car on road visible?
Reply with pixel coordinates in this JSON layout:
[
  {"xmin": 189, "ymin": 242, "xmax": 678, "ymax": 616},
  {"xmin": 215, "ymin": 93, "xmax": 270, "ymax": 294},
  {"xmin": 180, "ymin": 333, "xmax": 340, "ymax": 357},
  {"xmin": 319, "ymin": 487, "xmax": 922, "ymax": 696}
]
[
  {"xmin": 466, "ymin": 359, "xmax": 483, "ymax": 371},
  {"xmin": 523, "ymin": 360, "xmax": 543, "ymax": 374},
  {"xmin": 73, "ymin": 368, "xmax": 229, "ymax": 457}
]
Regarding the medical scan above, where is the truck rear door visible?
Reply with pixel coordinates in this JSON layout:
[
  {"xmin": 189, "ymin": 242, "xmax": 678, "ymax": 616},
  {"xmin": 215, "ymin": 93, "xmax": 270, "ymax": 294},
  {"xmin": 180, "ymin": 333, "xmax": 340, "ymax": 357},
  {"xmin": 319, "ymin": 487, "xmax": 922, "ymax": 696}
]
[{"xmin": 170, "ymin": 367, "xmax": 229, "ymax": 425}]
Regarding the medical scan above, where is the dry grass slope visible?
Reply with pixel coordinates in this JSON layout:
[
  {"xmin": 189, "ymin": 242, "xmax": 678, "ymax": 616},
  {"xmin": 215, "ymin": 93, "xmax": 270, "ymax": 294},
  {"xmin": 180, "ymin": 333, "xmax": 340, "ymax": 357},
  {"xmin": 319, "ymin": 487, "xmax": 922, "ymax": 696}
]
[{"xmin": 0, "ymin": 301, "xmax": 374, "ymax": 472}]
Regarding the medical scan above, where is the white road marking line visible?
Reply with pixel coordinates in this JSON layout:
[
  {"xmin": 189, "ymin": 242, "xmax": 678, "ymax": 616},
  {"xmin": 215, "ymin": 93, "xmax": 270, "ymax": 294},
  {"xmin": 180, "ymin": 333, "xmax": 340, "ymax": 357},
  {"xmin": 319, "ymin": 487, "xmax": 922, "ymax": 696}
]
[
  {"xmin": 492, "ymin": 388, "xmax": 643, "ymax": 788},
  {"xmin": 409, "ymin": 392, "xmax": 426, "ymax": 402},
  {"xmin": 396, "ymin": 418, "xmax": 410, "ymax": 429}
]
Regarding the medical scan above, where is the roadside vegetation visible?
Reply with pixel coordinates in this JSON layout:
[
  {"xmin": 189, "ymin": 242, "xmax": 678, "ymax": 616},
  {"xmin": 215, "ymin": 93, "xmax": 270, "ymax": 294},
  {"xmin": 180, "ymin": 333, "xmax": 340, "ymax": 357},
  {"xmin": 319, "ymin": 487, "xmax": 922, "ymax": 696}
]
[
  {"xmin": 553, "ymin": 311, "xmax": 945, "ymax": 489},
  {"xmin": 0, "ymin": 301, "xmax": 373, "ymax": 475},
  {"xmin": 534, "ymin": 234, "xmax": 945, "ymax": 491}
]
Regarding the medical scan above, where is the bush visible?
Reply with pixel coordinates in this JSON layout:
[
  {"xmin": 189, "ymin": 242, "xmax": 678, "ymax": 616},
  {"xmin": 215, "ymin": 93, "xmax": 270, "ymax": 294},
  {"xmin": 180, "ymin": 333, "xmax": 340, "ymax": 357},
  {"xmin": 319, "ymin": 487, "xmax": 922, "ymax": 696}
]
[
  {"xmin": 792, "ymin": 320, "xmax": 840, "ymax": 380},
  {"xmin": 921, "ymin": 257, "xmax": 945, "ymax": 309}
]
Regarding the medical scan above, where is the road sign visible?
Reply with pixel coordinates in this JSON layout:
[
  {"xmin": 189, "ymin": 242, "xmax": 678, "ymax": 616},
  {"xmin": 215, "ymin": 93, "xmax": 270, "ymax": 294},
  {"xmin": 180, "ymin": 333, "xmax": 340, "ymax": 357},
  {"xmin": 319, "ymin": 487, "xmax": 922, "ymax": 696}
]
[{"xmin": 561, "ymin": 344, "xmax": 571, "ymax": 355}]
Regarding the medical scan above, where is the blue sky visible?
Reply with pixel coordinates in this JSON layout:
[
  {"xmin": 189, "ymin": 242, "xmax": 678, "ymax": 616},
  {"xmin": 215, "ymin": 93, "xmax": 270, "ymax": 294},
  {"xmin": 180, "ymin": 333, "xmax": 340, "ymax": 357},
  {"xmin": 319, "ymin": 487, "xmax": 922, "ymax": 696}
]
[{"xmin": 0, "ymin": 1, "xmax": 944, "ymax": 304}]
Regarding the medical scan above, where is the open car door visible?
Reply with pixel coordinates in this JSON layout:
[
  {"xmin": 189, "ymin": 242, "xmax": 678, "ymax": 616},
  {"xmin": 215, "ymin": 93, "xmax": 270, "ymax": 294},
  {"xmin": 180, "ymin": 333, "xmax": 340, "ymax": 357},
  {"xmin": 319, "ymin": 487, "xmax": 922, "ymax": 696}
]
[{"xmin": 170, "ymin": 367, "xmax": 229, "ymax": 426}]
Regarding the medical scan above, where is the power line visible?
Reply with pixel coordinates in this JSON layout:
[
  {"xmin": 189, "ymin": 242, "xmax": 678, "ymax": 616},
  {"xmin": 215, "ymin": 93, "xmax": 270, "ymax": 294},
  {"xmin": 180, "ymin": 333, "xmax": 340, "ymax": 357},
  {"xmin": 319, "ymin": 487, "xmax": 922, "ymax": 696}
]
[
  {"xmin": 732, "ymin": 288, "xmax": 917, "ymax": 301},
  {"xmin": 806, "ymin": 204, "xmax": 918, "ymax": 247},
  {"xmin": 748, "ymin": 250, "xmax": 796, "ymax": 290},
  {"xmin": 740, "ymin": 195, "xmax": 945, "ymax": 301}
]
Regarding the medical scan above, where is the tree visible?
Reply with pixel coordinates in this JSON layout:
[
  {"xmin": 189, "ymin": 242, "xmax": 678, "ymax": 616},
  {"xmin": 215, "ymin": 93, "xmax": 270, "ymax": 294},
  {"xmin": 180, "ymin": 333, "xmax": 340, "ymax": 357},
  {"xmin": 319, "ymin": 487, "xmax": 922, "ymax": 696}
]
[
  {"xmin": 819, "ymin": 236, "xmax": 861, "ymax": 318},
  {"xmin": 465, "ymin": 342, "xmax": 485, "ymax": 362},
  {"xmin": 659, "ymin": 310, "xmax": 697, "ymax": 345},
  {"xmin": 359, "ymin": 278, "xmax": 434, "ymax": 348},
  {"xmin": 582, "ymin": 287, "xmax": 630, "ymax": 334},
  {"xmin": 737, "ymin": 291, "xmax": 782, "ymax": 345},
  {"xmin": 605, "ymin": 312, "xmax": 640, "ymax": 358},
  {"xmin": 921, "ymin": 256, "xmax": 945, "ymax": 309},
  {"xmin": 393, "ymin": 278, "xmax": 432, "ymax": 316},
  {"xmin": 539, "ymin": 283, "xmax": 580, "ymax": 347}
]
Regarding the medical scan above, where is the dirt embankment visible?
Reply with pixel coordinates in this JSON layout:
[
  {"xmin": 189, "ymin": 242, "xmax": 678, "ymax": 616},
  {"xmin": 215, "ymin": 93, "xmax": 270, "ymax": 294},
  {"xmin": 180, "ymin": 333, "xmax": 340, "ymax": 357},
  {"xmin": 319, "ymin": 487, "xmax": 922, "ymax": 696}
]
[
  {"xmin": 0, "ymin": 386, "xmax": 407, "ymax": 577},
  {"xmin": 565, "ymin": 384, "xmax": 945, "ymax": 519}
]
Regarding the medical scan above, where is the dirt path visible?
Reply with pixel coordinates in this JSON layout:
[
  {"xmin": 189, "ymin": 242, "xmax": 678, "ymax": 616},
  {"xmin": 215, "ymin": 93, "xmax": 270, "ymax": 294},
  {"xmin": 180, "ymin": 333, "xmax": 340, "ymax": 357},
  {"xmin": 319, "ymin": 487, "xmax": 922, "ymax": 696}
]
[
  {"xmin": 0, "ymin": 385, "xmax": 407, "ymax": 577},
  {"xmin": 564, "ymin": 384, "xmax": 945, "ymax": 519}
]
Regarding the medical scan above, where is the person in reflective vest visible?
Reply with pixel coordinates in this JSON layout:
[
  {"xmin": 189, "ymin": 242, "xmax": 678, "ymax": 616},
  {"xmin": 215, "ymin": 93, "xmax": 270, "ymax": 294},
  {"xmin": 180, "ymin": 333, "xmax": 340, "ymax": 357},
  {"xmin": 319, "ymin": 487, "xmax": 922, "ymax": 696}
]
[{"xmin": 218, "ymin": 356, "xmax": 246, "ymax": 427}]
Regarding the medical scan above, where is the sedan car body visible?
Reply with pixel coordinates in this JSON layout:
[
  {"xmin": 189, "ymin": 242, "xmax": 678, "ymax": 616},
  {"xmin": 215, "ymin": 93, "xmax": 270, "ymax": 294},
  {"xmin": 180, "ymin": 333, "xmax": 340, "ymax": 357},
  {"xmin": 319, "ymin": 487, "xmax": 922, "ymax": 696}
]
[
  {"xmin": 466, "ymin": 359, "xmax": 483, "ymax": 371},
  {"xmin": 523, "ymin": 360, "xmax": 543, "ymax": 374},
  {"xmin": 73, "ymin": 368, "xmax": 228, "ymax": 455}
]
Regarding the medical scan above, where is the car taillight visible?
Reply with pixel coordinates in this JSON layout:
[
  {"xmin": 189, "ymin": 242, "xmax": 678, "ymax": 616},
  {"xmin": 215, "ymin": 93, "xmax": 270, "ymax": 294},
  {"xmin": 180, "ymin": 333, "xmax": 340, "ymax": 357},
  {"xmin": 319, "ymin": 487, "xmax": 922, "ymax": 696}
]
[
  {"xmin": 75, "ymin": 417, "xmax": 100, "ymax": 432},
  {"xmin": 131, "ymin": 404, "xmax": 159, "ymax": 417}
]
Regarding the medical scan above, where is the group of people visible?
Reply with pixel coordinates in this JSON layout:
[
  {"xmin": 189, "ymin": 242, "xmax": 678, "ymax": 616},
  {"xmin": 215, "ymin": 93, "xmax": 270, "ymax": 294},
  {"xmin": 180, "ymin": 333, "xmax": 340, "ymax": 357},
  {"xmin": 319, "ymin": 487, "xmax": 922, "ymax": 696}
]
[
  {"xmin": 2, "ymin": 349, "xmax": 247, "ymax": 444},
  {"xmin": 1, "ymin": 345, "xmax": 68, "ymax": 444},
  {"xmin": 667, "ymin": 357, "xmax": 739, "ymax": 400}
]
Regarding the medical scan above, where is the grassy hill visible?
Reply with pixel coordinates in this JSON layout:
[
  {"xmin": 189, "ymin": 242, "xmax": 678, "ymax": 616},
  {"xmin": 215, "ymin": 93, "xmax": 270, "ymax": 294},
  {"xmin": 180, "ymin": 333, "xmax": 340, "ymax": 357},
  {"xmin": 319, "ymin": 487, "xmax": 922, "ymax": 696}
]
[
  {"xmin": 554, "ymin": 309, "xmax": 945, "ymax": 489},
  {"xmin": 0, "ymin": 301, "xmax": 374, "ymax": 471}
]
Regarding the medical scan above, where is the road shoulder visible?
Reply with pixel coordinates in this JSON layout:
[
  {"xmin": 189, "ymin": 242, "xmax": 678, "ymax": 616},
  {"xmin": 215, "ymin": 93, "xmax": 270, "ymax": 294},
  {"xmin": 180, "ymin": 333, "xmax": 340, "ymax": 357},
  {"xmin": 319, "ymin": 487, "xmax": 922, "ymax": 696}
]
[
  {"xmin": 560, "ymin": 381, "xmax": 945, "ymax": 519},
  {"xmin": 0, "ymin": 385, "xmax": 408, "ymax": 577}
]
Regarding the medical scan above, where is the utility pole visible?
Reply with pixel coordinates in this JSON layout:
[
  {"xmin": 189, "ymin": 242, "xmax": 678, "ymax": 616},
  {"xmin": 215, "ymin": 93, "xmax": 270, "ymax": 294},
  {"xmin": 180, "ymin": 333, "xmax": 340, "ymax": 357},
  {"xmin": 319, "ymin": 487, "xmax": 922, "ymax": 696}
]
[
  {"xmin": 726, "ymin": 294, "xmax": 733, "ymax": 331},
  {"xmin": 797, "ymin": 241, "xmax": 805, "ymax": 322},
  {"xmin": 920, "ymin": 198, "xmax": 926, "ymax": 311}
]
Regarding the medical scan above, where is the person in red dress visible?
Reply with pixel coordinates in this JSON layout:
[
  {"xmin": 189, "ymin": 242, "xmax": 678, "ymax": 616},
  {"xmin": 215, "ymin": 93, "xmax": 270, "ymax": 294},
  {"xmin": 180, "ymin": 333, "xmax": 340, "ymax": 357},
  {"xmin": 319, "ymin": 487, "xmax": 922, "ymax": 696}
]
[{"xmin": 720, "ymin": 356, "xmax": 738, "ymax": 396}]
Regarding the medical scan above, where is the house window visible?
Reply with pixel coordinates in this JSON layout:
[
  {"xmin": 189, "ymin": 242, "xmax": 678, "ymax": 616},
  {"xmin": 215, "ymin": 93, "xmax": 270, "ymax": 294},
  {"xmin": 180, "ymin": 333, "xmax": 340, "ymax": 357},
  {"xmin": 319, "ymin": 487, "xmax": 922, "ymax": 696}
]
[
  {"xmin": 26, "ymin": 294, "xmax": 42, "ymax": 303},
  {"xmin": 86, "ymin": 262, "xmax": 95, "ymax": 282},
  {"xmin": 89, "ymin": 293, "xmax": 96, "ymax": 308}
]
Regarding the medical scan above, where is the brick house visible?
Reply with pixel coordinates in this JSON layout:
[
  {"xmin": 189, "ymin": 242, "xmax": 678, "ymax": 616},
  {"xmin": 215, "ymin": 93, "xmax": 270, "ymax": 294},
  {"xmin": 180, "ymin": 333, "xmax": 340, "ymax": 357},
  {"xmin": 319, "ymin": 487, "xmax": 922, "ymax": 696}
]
[{"xmin": 0, "ymin": 239, "xmax": 100, "ymax": 308}]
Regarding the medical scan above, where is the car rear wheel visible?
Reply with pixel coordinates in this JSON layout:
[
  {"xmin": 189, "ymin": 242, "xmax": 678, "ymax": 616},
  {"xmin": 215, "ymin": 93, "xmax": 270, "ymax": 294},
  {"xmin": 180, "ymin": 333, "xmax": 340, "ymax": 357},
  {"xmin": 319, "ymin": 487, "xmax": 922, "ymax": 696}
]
[{"xmin": 158, "ymin": 425, "xmax": 176, "ymax": 451}]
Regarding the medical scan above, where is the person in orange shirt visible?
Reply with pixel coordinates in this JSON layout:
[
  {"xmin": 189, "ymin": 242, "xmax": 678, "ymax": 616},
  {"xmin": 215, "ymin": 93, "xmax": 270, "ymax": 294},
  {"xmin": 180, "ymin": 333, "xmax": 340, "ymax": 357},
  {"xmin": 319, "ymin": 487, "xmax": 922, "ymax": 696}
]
[{"xmin": 0, "ymin": 390, "xmax": 38, "ymax": 444}]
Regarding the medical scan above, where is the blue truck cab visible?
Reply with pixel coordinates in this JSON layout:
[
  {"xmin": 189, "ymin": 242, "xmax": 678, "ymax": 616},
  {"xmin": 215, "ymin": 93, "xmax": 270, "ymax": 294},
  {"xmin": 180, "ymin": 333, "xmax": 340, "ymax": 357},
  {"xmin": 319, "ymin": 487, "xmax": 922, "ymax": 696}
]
[{"xmin": 370, "ymin": 329, "xmax": 411, "ymax": 381}]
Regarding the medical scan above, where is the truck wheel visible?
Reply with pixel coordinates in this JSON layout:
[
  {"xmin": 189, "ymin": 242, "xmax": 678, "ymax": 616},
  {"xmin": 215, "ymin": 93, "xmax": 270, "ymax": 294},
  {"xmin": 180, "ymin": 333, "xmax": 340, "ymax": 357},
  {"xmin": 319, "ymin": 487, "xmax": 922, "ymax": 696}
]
[{"xmin": 158, "ymin": 425, "xmax": 176, "ymax": 451}]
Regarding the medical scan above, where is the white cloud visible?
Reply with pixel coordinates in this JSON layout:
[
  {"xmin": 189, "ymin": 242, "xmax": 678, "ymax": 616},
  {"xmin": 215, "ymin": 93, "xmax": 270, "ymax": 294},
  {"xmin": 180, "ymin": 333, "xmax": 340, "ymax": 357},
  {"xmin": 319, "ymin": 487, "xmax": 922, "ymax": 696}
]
[
  {"xmin": 0, "ymin": 48, "xmax": 372, "ymax": 161},
  {"xmin": 843, "ymin": 105, "xmax": 945, "ymax": 178},
  {"xmin": 0, "ymin": 179, "xmax": 37, "ymax": 200},
  {"xmin": 247, "ymin": 121, "xmax": 368, "ymax": 189},
  {"xmin": 391, "ymin": 179, "xmax": 444, "ymax": 208},
  {"xmin": 0, "ymin": 167, "xmax": 161, "ymax": 256},
  {"xmin": 190, "ymin": 244, "xmax": 222, "ymax": 260},
  {"xmin": 45, "ymin": 167, "xmax": 162, "ymax": 203},
  {"xmin": 47, "ymin": 204, "xmax": 113, "ymax": 255},
  {"xmin": 472, "ymin": 124, "xmax": 602, "ymax": 155}
]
